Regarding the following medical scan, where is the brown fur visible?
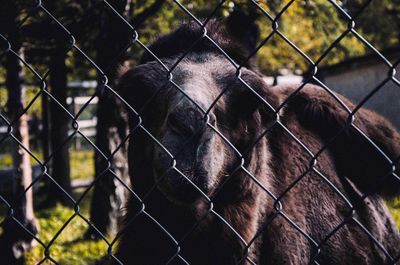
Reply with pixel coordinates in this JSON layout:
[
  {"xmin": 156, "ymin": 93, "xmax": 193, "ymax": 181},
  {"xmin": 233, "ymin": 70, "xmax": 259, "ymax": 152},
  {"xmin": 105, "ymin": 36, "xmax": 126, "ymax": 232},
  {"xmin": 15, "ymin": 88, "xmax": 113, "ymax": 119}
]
[{"xmin": 110, "ymin": 20, "xmax": 400, "ymax": 265}]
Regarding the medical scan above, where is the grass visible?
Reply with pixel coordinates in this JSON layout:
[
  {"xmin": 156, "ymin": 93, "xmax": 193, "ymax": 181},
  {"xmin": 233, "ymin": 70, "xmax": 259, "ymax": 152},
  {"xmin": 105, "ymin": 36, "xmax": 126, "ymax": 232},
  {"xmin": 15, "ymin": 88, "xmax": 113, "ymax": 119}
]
[
  {"xmin": 23, "ymin": 150, "xmax": 100, "ymax": 264},
  {"xmin": 0, "ymin": 149, "xmax": 94, "ymax": 180},
  {"xmin": 0, "ymin": 150, "xmax": 43, "ymax": 169},
  {"xmin": 0, "ymin": 149, "xmax": 101, "ymax": 264},
  {"xmin": 24, "ymin": 190, "xmax": 110, "ymax": 265},
  {"xmin": 70, "ymin": 150, "xmax": 95, "ymax": 180}
]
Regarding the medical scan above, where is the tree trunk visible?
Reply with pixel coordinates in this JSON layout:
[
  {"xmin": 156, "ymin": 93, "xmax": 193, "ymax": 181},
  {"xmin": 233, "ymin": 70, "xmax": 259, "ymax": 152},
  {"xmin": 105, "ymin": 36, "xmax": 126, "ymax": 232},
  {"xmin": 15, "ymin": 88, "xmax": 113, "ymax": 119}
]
[
  {"xmin": 87, "ymin": 0, "xmax": 166, "ymax": 239},
  {"xmin": 0, "ymin": 1, "xmax": 39, "ymax": 262},
  {"xmin": 41, "ymin": 88, "xmax": 50, "ymax": 166},
  {"xmin": 86, "ymin": 0, "xmax": 131, "ymax": 238},
  {"xmin": 48, "ymin": 46, "xmax": 72, "ymax": 205}
]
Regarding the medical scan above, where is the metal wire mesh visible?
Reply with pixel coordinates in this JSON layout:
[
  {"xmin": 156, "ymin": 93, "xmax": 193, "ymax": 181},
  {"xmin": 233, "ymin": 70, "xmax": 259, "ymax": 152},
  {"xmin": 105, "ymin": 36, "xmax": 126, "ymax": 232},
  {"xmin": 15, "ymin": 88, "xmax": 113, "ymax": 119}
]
[{"xmin": 0, "ymin": 0, "xmax": 399, "ymax": 264}]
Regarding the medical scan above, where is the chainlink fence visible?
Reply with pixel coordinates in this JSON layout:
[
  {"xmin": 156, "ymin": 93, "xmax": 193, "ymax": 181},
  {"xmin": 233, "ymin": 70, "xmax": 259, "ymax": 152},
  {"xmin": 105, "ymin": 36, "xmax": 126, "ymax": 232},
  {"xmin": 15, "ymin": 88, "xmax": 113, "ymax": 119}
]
[{"xmin": 0, "ymin": 0, "xmax": 400, "ymax": 264}]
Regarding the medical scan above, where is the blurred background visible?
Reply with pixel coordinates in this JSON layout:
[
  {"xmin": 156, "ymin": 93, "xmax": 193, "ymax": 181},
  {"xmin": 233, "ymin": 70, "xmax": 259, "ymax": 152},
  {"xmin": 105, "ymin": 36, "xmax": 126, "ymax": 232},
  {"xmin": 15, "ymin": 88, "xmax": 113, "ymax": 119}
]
[{"xmin": 0, "ymin": 0, "xmax": 399, "ymax": 264}]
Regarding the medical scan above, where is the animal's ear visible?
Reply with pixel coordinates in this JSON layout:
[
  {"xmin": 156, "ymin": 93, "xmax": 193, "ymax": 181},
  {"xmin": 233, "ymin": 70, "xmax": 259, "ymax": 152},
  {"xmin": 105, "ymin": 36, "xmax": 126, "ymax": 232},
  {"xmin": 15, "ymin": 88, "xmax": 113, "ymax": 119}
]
[
  {"xmin": 289, "ymin": 84, "xmax": 400, "ymax": 198},
  {"xmin": 226, "ymin": 10, "xmax": 260, "ymax": 54},
  {"xmin": 116, "ymin": 68, "xmax": 137, "ymax": 110}
]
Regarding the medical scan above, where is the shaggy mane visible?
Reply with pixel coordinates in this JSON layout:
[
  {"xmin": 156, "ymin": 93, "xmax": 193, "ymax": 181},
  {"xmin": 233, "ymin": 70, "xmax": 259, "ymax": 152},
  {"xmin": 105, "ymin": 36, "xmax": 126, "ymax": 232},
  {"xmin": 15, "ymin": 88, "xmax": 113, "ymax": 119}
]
[{"xmin": 140, "ymin": 19, "xmax": 255, "ymax": 69}]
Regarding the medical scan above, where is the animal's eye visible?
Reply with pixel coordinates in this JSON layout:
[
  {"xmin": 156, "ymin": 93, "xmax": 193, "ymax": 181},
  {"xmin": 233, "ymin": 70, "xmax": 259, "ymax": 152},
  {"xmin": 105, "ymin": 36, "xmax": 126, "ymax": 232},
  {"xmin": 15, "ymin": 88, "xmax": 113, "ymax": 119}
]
[
  {"xmin": 168, "ymin": 112, "xmax": 193, "ymax": 135},
  {"xmin": 235, "ymin": 90, "xmax": 263, "ymax": 117}
]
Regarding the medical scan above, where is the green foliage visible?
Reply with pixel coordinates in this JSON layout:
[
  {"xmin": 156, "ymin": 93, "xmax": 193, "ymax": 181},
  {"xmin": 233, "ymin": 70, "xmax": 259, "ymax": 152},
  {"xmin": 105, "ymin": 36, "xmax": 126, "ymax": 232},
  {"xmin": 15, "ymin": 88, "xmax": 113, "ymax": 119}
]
[
  {"xmin": 0, "ymin": 150, "xmax": 42, "ymax": 169},
  {"xmin": 0, "ymin": 152, "xmax": 13, "ymax": 168},
  {"xmin": 254, "ymin": 1, "xmax": 366, "ymax": 74},
  {"xmin": 70, "ymin": 149, "xmax": 94, "ymax": 180},
  {"xmin": 24, "ymin": 148, "xmax": 101, "ymax": 264},
  {"xmin": 388, "ymin": 198, "xmax": 400, "ymax": 230},
  {"xmin": 0, "ymin": 88, "xmax": 8, "ymax": 111},
  {"xmin": 127, "ymin": 0, "xmax": 399, "ymax": 75},
  {"xmin": 345, "ymin": 0, "xmax": 400, "ymax": 50},
  {"xmin": 25, "ymin": 199, "xmax": 108, "ymax": 264},
  {"xmin": 0, "ymin": 149, "xmax": 94, "ymax": 179},
  {"xmin": 4, "ymin": 0, "xmax": 398, "ymax": 81},
  {"xmin": 25, "ymin": 86, "xmax": 42, "ymax": 117},
  {"xmin": 0, "ymin": 148, "xmax": 100, "ymax": 264},
  {"xmin": 0, "ymin": 86, "xmax": 42, "ymax": 118}
]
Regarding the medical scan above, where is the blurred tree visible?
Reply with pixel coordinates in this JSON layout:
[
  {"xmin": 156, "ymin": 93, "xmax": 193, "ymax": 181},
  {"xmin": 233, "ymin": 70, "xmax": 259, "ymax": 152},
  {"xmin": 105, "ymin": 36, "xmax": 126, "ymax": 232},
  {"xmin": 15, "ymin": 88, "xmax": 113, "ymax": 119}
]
[
  {"xmin": 86, "ymin": 0, "xmax": 132, "ymax": 238},
  {"xmin": 343, "ymin": 0, "xmax": 400, "ymax": 48},
  {"xmin": 87, "ymin": 0, "xmax": 181, "ymax": 239},
  {"xmin": 0, "ymin": 1, "xmax": 39, "ymax": 263},
  {"xmin": 2, "ymin": 0, "xmax": 398, "ymax": 82},
  {"xmin": 48, "ymin": 41, "xmax": 72, "ymax": 204},
  {"xmin": 17, "ymin": 0, "xmax": 98, "ymax": 205}
]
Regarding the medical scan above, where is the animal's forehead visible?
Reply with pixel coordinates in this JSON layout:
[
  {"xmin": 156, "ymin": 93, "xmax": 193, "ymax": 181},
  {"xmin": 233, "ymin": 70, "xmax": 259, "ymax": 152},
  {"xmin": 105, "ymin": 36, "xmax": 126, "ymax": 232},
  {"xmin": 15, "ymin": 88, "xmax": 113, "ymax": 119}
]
[
  {"xmin": 135, "ymin": 54, "xmax": 261, "ymax": 112},
  {"xmin": 165, "ymin": 55, "xmax": 239, "ymax": 110},
  {"xmin": 171, "ymin": 54, "xmax": 237, "ymax": 81}
]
